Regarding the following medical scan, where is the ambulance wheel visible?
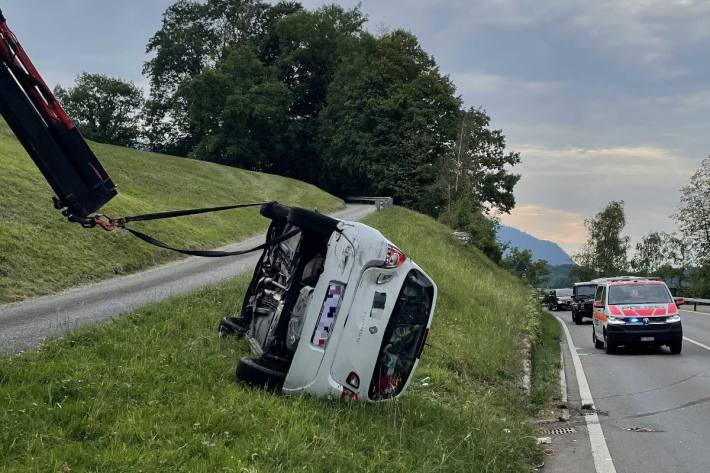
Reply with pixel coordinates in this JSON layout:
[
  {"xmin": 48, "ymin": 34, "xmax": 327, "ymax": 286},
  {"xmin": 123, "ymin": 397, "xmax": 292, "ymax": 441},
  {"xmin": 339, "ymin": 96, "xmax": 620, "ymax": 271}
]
[
  {"xmin": 236, "ymin": 357, "xmax": 287, "ymax": 391},
  {"xmin": 669, "ymin": 340, "xmax": 682, "ymax": 355},
  {"xmin": 604, "ymin": 332, "xmax": 616, "ymax": 354},
  {"xmin": 593, "ymin": 329, "xmax": 604, "ymax": 349}
]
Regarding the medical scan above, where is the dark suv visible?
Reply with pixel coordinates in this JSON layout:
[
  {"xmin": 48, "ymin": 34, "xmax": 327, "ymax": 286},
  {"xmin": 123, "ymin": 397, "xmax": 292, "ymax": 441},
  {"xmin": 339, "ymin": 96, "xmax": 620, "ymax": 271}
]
[{"xmin": 571, "ymin": 282, "xmax": 597, "ymax": 324}]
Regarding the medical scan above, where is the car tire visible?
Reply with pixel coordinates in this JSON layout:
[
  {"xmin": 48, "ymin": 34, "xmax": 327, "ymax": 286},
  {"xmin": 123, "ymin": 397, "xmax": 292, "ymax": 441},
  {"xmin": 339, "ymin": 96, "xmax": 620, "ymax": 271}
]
[
  {"xmin": 604, "ymin": 332, "xmax": 616, "ymax": 354},
  {"xmin": 593, "ymin": 328, "xmax": 604, "ymax": 349},
  {"xmin": 669, "ymin": 340, "xmax": 683, "ymax": 355},
  {"xmin": 573, "ymin": 312, "xmax": 582, "ymax": 325},
  {"xmin": 236, "ymin": 356, "xmax": 288, "ymax": 391}
]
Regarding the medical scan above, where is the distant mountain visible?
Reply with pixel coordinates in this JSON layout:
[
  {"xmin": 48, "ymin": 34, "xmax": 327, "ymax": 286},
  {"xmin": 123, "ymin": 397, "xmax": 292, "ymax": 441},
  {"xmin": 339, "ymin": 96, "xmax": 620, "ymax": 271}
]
[{"xmin": 497, "ymin": 225, "xmax": 573, "ymax": 266}]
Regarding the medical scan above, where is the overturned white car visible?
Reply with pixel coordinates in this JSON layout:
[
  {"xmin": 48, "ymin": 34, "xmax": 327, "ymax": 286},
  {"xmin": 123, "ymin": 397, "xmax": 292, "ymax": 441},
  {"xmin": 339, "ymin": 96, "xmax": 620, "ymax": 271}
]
[{"xmin": 219, "ymin": 202, "xmax": 437, "ymax": 402}]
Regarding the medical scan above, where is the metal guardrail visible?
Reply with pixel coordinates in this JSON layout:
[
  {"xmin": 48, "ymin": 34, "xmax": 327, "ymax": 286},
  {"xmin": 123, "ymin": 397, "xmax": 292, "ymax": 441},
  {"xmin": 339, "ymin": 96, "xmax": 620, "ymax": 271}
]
[
  {"xmin": 345, "ymin": 196, "xmax": 394, "ymax": 210},
  {"xmin": 684, "ymin": 298, "xmax": 710, "ymax": 312}
]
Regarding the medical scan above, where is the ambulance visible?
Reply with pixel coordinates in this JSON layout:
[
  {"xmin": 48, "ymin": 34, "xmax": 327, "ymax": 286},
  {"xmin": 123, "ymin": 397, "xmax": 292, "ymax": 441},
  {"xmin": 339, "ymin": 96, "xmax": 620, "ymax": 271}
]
[{"xmin": 591, "ymin": 277, "xmax": 683, "ymax": 354}]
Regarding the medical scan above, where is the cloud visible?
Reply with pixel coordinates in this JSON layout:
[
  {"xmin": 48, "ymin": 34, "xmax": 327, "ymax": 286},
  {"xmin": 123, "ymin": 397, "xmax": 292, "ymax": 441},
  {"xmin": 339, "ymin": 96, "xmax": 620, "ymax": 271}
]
[
  {"xmin": 450, "ymin": 72, "xmax": 562, "ymax": 97},
  {"xmin": 516, "ymin": 144, "xmax": 694, "ymax": 179},
  {"xmin": 500, "ymin": 204, "xmax": 587, "ymax": 254}
]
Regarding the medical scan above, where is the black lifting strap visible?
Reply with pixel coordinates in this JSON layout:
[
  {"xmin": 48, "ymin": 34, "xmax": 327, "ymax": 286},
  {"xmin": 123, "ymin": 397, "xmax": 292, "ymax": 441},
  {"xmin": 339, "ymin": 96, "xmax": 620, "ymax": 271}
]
[
  {"xmin": 95, "ymin": 201, "xmax": 302, "ymax": 258},
  {"xmin": 119, "ymin": 202, "xmax": 267, "ymax": 224},
  {"xmin": 125, "ymin": 226, "xmax": 302, "ymax": 258}
]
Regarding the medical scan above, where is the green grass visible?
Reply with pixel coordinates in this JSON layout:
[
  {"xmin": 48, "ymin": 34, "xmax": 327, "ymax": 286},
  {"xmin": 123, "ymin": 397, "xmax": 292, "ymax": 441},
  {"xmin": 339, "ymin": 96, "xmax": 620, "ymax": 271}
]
[
  {"xmin": 0, "ymin": 207, "xmax": 545, "ymax": 472},
  {"xmin": 0, "ymin": 120, "xmax": 342, "ymax": 302},
  {"xmin": 530, "ymin": 312, "xmax": 562, "ymax": 409}
]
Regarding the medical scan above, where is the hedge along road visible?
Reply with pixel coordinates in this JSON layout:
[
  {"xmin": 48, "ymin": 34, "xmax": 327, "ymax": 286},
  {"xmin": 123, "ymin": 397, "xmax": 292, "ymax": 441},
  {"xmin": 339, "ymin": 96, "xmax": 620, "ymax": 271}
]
[
  {"xmin": 0, "ymin": 204, "xmax": 375, "ymax": 354},
  {"xmin": 555, "ymin": 308, "xmax": 710, "ymax": 473}
]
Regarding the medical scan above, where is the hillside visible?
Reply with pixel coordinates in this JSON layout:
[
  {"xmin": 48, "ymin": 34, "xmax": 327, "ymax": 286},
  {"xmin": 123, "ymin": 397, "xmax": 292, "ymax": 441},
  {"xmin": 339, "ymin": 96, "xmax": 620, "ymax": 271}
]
[
  {"xmin": 498, "ymin": 225, "xmax": 573, "ymax": 265},
  {"xmin": 0, "ymin": 207, "xmax": 547, "ymax": 472},
  {"xmin": 0, "ymin": 121, "xmax": 343, "ymax": 302}
]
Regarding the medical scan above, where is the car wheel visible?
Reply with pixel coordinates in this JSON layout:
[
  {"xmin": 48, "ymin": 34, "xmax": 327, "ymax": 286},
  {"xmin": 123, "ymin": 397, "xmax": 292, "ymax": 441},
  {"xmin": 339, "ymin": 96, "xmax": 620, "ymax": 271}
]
[
  {"xmin": 236, "ymin": 356, "xmax": 288, "ymax": 391},
  {"xmin": 593, "ymin": 328, "xmax": 604, "ymax": 349},
  {"xmin": 669, "ymin": 340, "xmax": 683, "ymax": 355},
  {"xmin": 573, "ymin": 312, "xmax": 582, "ymax": 325},
  {"xmin": 604, "ymin": 332, "xmax": 616, "ymax": 354}
]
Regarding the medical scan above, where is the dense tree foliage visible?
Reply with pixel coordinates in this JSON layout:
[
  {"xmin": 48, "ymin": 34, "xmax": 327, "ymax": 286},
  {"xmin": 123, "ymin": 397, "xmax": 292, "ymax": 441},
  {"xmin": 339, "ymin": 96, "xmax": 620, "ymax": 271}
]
[
  {"xmin": 319, "ymin": 30, "xmax": 460, "ymax": 212},
  {"xmin": 54, "ymin": 73, "xmax": 143, "ymax": 147},
  {"xmin": 141, "ymin": 1, "xmax": 521, "ymax": 218},
  {"xmin": 501, "ymin": 247, "xmax": 550, "ymax": 287}
]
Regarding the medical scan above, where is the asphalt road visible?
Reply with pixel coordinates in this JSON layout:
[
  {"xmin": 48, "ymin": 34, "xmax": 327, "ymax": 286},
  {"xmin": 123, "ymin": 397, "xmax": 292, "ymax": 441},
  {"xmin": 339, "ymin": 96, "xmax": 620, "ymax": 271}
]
[
  {"xmin": 0, "ymin": 204, "xmax": 375, "ymax": 354},
  {"xmin": 553, "ymin": 306, "xmax": 710, "ymax": 473}
]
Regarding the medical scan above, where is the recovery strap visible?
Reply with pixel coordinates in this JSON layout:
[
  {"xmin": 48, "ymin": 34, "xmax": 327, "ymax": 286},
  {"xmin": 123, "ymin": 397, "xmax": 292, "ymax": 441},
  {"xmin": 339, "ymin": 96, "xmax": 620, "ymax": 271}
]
[{"xmin": 88, "ymin": 202, "xmax": 302, "ymax": 258}]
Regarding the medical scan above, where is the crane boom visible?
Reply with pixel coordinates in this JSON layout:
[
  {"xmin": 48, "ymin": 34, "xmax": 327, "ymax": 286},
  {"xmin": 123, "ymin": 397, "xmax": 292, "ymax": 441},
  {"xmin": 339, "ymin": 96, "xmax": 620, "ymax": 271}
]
[{"xmin": 0, "ymin": 9, "xmax": 116, "ymax": 220}]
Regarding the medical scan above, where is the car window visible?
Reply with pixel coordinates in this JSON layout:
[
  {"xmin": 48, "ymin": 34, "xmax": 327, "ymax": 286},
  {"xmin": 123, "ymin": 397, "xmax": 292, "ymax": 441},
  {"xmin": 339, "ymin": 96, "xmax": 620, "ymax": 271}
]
[
  {"xmin": 369, "ymin": 269, "xmax": 433, "ymax": 400},
  {"xmin": 594, "ymin": 286, "xmax": 604, "ymax": 303},
  {"xmin": 608, "ymin": 284, "xmax": 671, "ymax": 305},
  {"xmin": 556, "ymin": 289, "xmax": 572, "ymax": 297},
  {"xmin": 575, "ymin": 285, "xmax": 596, "ymax": 297}
]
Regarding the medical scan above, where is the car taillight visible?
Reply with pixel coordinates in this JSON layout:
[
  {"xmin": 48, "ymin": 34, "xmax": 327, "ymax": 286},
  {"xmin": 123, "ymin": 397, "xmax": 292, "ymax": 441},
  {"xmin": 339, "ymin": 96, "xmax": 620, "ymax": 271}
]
[
  {"xmin": 340, "ymin": 387, "xmax": 359, "ymax": 401},
  {"xmin": 346, "ymin": 371, "xmax": 360, "ymax": 389},
  {"xmin": 383, "ymin": 245, "xmax": 406, "ymax": 269}
]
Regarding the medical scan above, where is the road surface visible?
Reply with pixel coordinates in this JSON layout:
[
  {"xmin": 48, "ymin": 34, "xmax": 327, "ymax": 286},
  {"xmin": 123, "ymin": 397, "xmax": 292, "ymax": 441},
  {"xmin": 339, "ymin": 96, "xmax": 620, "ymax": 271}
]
[
  {"xmin": 0, "ymin": 204, "xmax": 375, "ymax": 354},
  {"xmin": 547, "ymin": 306, "xmax": 710, "ymax": 473}
]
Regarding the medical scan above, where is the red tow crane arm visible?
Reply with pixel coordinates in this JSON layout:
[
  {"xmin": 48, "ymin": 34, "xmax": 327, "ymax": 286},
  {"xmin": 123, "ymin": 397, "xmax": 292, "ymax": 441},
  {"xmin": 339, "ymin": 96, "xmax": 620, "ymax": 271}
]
[{"xmin": 0, "ymin": 8, "xmax": 116, "ymax": 221}]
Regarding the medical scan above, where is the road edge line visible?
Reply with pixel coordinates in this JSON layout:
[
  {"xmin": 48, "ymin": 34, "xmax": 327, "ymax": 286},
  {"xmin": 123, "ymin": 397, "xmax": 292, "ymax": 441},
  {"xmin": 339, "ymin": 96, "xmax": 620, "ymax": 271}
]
[
  {"xmin": 684, "ymin": 336, "xmax": 710, "ymax": 351},
  {"xmin": 553, "ymin": 314, "xmax": 617, "ymax": 473}
]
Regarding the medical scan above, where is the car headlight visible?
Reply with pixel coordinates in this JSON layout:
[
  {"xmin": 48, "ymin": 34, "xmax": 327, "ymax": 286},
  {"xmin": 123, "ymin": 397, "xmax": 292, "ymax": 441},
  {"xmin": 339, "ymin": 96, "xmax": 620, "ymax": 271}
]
[
  {"xmin": 607, "ymin": 316, "xmax": 626, "ymax": 325},
  {"xmin": 666, "ymin": 315, "xmax": 681, "ymax": 323}
]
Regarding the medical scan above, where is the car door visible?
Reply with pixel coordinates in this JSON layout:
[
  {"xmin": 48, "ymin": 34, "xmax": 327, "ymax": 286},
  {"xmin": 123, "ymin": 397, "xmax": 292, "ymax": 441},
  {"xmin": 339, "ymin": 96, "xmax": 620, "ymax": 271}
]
[{"xmin": 593, "ymin": 285, "xmax": 605, "ymax": 337}]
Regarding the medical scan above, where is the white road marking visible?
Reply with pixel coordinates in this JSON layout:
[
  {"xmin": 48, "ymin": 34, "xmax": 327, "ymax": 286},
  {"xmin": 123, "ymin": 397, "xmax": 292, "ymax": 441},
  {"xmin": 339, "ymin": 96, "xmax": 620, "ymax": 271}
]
[
  {"xmin": 680, "ymin": 308, "xmax": 710, "ymax": 315},
  {"xmin": 554, "ymin": 314, "xmax": 617, "ymax": 473},
  {"xmin": 684, "ymin": 337, "xmax": 710, "ymax": 352}
]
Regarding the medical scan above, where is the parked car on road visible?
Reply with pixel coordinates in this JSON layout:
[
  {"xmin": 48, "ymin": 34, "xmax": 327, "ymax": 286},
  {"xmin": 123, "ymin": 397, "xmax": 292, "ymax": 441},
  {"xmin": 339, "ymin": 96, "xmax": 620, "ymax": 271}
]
[
  {"xmin": 219, "ymin": 202, "xmax": 437, "ymax": 402},
  {"xmin": 591, "ymin": 277, "xmax": 683, "ymax": 354},
  {"xmin": 547, "ymin": 288, "xmax": 573, "ymax": 311},
  {"xmin": 571, "ymin": 282, "xmax": 597, "ymax": 324}
]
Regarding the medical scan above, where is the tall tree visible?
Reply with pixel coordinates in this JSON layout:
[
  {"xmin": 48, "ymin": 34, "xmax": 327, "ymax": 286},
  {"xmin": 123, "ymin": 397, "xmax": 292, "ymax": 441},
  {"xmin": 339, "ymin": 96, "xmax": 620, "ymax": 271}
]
[
  {"xmin": 631, "ymin": 231, "xmax": 664, "ymax": 275},
  {"xmin": 184, "ymin": 49, "xmax": 291, "ymax": 171},
  {"xmin": 675, "ymin": 156, "xmax": 710, "ymax": 264},
  {"xmin": 574, "ymin": 201, "xmax": 630, "ymax": 276},
  {"xmin": 441, "ymin": 107, "xmax": 521, "ymax": 214},
  {"xmin": 319, "ymin": 30, "xmax": 461, "ymax": 212},
  {"xmin": 143, "ymin": 0, "xmax": 272, "ymax": 155},
  {"xmin": 54, "ymin": 73, "xmax": 143, "ymax": 147}
]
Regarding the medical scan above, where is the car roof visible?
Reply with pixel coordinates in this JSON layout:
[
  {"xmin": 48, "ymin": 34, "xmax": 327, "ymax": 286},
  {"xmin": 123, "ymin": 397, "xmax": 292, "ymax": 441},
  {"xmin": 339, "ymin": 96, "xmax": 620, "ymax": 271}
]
[
  {"xmin": 591, "ymin": 275, "xmax": 660, "ymax": 284},
  {"xmin": 607, "ymin": 279, "xmax": 666, "ymax": 287},
  {"xmin": 574, "ymin": 282, "xmax": 597, "ymax": 286}
]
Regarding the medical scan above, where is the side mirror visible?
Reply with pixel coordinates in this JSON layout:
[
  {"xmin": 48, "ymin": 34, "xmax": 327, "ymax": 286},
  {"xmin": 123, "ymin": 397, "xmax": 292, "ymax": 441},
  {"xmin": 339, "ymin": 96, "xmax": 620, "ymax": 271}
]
[
  {"xmin": 674, "ymin": 298, "xmax": 685, "ymax": 306},
  {"xmin": 594, "ymin": 301, "xmax": 604, "ymax": 308}
]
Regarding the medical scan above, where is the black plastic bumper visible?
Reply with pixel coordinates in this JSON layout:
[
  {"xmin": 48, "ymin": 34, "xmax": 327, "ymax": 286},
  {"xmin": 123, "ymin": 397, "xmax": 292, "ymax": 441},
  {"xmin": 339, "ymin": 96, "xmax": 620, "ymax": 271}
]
[{"xmin": 607, "ymin": 323, "xmax": 682, "ymax": 344}]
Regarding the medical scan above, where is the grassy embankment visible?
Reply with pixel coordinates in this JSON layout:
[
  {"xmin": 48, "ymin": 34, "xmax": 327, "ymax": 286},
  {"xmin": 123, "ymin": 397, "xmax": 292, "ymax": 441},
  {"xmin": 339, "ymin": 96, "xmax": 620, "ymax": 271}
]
[
  {"xmin": 0, "ymin": 120, "xmax": 342, "ymax": 302},
  {"xmin": 0, "ymin": 207, "xmax": 551, "ymax": 472}
]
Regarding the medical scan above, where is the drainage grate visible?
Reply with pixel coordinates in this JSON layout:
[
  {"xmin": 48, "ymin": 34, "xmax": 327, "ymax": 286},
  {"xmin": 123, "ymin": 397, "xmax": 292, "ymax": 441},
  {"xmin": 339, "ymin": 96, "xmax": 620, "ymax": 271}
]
[{"xmin": 541, "ymin": 427, "xmax": 576, "ymax": 436}]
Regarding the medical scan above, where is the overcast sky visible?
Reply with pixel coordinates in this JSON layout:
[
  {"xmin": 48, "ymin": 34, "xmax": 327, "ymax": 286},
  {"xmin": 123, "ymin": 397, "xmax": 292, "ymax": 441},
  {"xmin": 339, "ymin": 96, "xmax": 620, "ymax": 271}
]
[{"xmin": 2, "ymin": 1, "xmax": 708, "ymax": 254}]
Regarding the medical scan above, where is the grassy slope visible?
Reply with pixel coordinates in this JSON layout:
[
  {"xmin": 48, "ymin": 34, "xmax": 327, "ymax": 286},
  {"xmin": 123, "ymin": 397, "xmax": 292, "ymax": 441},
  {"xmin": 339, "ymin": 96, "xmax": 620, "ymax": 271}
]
[
  {"xmin": 531, "ymin": 312, "xmax": 562, "ymax": 408},
  {"xmin": 0, "ymin": 121, "xmax": 342, "ymax": 302},
  {"xmin": 0, "ymin": 207, "xmax": 544, "ymax": 472}
]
